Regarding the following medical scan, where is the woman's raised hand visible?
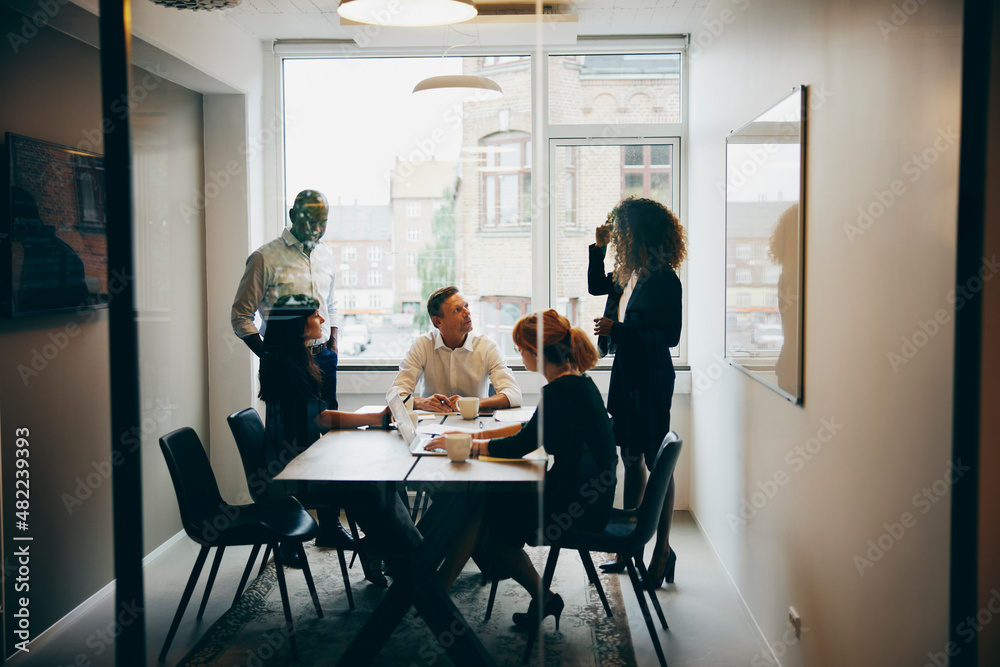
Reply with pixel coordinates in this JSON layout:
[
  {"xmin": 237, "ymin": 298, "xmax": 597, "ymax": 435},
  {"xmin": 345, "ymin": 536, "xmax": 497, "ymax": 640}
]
[{"xmin": 595, "ymin": 223, "xmax": 612, "ymax": 247}]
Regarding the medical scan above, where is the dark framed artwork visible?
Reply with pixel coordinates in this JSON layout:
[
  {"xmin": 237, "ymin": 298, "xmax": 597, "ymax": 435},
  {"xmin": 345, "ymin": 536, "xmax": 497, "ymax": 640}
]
[{"xmin": 3, "ymin": 133, "xmax": 108, "ymax": 318}]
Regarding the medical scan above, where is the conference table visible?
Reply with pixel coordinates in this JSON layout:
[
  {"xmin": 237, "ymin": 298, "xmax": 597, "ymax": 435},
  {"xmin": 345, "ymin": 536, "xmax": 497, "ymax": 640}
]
[{"xmin": 272, "ymin": 408, "xmax": 547, "ymax": 667}]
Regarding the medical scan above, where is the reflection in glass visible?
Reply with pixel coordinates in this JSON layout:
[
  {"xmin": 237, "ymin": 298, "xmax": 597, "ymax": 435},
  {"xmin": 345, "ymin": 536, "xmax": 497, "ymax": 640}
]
[{"xmin": 725, "ymin": 87, "xmax": 805, "ymax": 403}]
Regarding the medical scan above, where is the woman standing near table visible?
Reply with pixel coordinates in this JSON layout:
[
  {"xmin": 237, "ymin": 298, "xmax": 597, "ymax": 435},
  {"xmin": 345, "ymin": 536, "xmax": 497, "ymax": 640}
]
[
  {"xmin": 589, "ymin": 196, "xmax": 685, "ymax": 587},
  {"xmin": 428, "ymin": 309, "xmax": 617, "ymax": 628}
]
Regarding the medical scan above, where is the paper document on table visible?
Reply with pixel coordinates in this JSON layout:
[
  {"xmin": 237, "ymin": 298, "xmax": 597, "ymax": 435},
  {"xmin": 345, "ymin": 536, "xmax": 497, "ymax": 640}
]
[
  {"xmin": 493, "ymin": 408, "xmax": 534, "ymax": 422},
  {"xmin": 479, "ymin": 447, "xmax": 548, "ymax": 463},
  {"xmin": 420, "ymin": 423, "xmax": 482, "ymax": 435}
]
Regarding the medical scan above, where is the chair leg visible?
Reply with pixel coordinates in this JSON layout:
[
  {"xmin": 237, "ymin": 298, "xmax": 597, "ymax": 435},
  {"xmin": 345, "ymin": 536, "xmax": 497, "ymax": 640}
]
[
  {"xmin": 337, "ymin": 547, "xmax": 355, "ymax": 610},
  {"xmin": 196, "ymin": 545, "xmax": 226, "ymax": 620},
  {"xmin": 522, "ymin": 547, "xmax": 562, "ymax": 664},
  {"xmin": 271, "ymin": 542, "xmax": 298, "ymax": 659},
  {"xmin": 258, "ymin": 544, "xmax": 272, "ymax": 577},
  {"xmin": 484, "ymin": 577, "xmax": 500, "ymax": 621},
  {"xmin": 347, "ymin": 513, "xmax": 361, "ymax": 569},
  {"xmin": 634, "ymin": 556, "xmax": 668, "ymax": 629},
  {"xmin": 233, "ymin": 544, "xmax": 263, "ymax": 605},
  {"xmin": 578, "ymin": 550, "xmax": 613, "ymax": 618},
  {"xmin": 626, "ymin": 558, "xmax": 668, "ymax": 667},
  {"xmin": 159, "ymin": 545, "xmax": 210, "ymax": 662},
  {"xmin": 297, "ymin": 542, "xmax": 324, "ymax": 618}
]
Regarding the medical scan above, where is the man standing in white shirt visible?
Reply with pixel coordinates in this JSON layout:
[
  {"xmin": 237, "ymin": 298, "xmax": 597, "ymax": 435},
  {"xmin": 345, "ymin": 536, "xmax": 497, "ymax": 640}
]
[
  {"xmin": 391, "ymin": 286, "xmax": 521, "ymax": 412},
  {"xmin": 231, "ymin": 189, "xmax": 340, "ymax": 408}
]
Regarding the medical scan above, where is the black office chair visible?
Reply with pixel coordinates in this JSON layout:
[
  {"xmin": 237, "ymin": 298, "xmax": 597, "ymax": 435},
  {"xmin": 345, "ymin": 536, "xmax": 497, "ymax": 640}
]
[
  {"xmin": 520, "ymin": 432, "xmax": 683, "ymax": 666},
  {"xmin": 158, "ymin": 427, "xmax": 323, "ymax": 662},
  {"xmin": 227, "ymin": 407, "xmax": 357, "ymax": 608}
]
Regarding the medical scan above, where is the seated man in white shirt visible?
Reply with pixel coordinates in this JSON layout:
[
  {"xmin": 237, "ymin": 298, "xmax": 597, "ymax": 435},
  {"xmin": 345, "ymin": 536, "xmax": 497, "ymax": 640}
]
[{"xmin": 390, "ymin": 286, "xmax": 522, "ymax": 412}]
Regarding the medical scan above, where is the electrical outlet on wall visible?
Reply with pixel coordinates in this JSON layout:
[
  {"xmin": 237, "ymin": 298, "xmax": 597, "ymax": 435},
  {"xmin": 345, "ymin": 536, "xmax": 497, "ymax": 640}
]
[{"xmin": 788, "ymin": 606, "xmax": 802, "ymax": 639}]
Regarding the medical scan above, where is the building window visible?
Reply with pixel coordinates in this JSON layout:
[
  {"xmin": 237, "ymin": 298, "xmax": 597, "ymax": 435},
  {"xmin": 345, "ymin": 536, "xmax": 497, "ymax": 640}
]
[
  {"xmin": 368, "ymin": 270, "xmax": 382, "ymax": 286},
  {"xmin": 406, "ymin": 252, "xmax": 417, "ymax": 266},
  {"xmin": 622, "ymin": 144, "xmax": 672, "ymax": 204},
  {"xmin": 737, "ymin": 243, "xmax": 752, "ymax": 259},
  {"xmin": 405, "ymin": 202, "xmax": 422, "ymax": 217},
  {"xmin": 368, "ymin": 245, "xmax": 383, "ymax": 262},
  {"xmin": 481, "ymin": 131, "xmax": 531, "ymax": 228},
  {"xmin": 407, "ymin": 227, "xmax": 421, "ymax": 242},
  {"xmin": 343, "ymin": 294, "xmax": 356, "ymax": 309},
  {"xmin": 369, "ymin": 294, "xmax": 381, "ymax": 309},
  {"xmin": 481, "ymin": 55, "xmax": 529, "ymax": 68},
  {"xmin": 342, "ymin": 270, "xmax": 357, "ymax": 287},
  {"xmin": 341, "ymin": 246, "xmax": 357, "ymax": 262},
  {"xmin": 481, "ymin": 296, "xmax": 532, "ymax": 356},
  {"xmin": 406, "ymin": 277, "xmax": 421, "ymax": 292},
  {"xmin": 735, "ymin": 268, "xmax": 752, "ymax": 284},
  {"xmin": 737, "ymin": 292, "xmax": 752, "ymax": 307}
]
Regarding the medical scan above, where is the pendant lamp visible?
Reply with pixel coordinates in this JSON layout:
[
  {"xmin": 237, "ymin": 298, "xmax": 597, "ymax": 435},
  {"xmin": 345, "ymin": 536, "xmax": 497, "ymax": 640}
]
[
  {"xmin": 337, "ymin": 0, "xmax": 477, "ymax": 27},
  {"xmin": 413, "ymin": 74, "xmax": 503, "ymax": 99}
]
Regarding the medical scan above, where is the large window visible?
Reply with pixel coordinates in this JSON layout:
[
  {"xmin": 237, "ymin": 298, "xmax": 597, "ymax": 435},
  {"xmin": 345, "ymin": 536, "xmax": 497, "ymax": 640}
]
[{"xmin": 283, "ymin": 49, "xmax": 684, "ymax": 363}]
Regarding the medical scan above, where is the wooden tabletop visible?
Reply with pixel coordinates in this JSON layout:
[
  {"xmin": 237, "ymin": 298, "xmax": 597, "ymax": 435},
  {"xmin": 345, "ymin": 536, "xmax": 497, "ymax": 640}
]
[
  {"xmin": 273, "ymin": 409, "xmax": 546, "ymax": 489},
  {"xmin": 407, "ymin": 455, "xmax": 546, "ymax": 485},
  {"xmin": 273, "ymin": 428, "xmax": 416, "ymax": 486}
]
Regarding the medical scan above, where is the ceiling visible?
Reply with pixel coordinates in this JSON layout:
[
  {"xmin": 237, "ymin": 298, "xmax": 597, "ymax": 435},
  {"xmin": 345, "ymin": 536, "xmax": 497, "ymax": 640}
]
[{"xmin": 222, "ymin": 0, "xmax": 709, "ymax": 43}]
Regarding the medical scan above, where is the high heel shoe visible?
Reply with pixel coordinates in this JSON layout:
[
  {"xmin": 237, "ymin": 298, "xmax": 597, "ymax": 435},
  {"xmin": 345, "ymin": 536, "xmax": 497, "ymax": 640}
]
[
  {"xmin": 598, "ymin": 558, "xmax": 627, "ymax": 573},
  {"xmin": 512, "ymin": 593, "xmax": 564, "ymax": 631},
  {"xmin": 359, "ymin": 551, "xmax": 387, "ymax": 588},
  {"xmin": 639, "ymin": 549, "xmax": 676, "ymax": 589}
]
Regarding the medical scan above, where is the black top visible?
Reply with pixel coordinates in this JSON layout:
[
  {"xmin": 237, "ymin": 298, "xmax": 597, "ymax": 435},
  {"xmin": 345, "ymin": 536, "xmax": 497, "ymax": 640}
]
[
  {"xmin": 490, "ymin": 373, "xmax": 618, "ymax": 530},
  {"xmin": 587, "ymin": 243, "xmax": 682, "ymax": 425},
  {"xmin": 262, "ymin": 360, "xmax": 325, "ymax": 475}
]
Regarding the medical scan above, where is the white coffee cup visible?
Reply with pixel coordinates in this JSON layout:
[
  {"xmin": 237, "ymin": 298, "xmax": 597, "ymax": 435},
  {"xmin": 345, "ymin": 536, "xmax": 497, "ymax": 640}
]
[
  {"xmin": 458, "ymin": 396, "xmax": 480, "ymax": 420},
  {"xmin": 408, "ymin": 412, "xmax": 420, "ymax": 430},
  {"xmin": 444, "ymin": 432, "xmax": 472, "ymax": 462}
]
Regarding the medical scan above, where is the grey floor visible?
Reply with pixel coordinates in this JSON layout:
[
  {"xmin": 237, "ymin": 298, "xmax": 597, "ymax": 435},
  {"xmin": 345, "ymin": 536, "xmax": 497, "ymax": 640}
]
[{"xmin": 12, "ymin": 511, "xmax": 770, "ymax": 667}]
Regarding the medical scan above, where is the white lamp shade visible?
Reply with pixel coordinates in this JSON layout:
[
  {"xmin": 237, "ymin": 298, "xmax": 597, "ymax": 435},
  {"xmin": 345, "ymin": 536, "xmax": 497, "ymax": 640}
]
[
  {"xmin": 413, "ymin": 75, "xmax": 503, "ymax": 99},
  {"xmin": 338, "ymin": 0, "xmax": 477, "ymax": 27}
]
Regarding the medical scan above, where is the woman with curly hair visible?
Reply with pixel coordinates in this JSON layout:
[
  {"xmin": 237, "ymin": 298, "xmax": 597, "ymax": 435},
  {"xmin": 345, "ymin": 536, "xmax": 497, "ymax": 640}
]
[{"xmin": 588, "ymin": 196, "xmax": 685, "ymax": 588}]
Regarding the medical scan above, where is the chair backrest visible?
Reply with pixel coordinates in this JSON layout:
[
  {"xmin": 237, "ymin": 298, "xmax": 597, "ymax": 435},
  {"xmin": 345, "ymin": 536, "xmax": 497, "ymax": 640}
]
[
  {"xmin": 227, "ymin": 408, "xmax": 268, "ymax": 502},
  {"xmin": 159, "ymin": 427, "xmax": 228, "ymax": 544},
  {"xmin": 632, "ymin": 432, "xmax": 683, "ymax": 544}
]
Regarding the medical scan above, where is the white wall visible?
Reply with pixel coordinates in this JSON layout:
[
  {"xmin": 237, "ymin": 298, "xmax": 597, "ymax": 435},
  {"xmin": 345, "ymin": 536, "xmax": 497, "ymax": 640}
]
[{"xmin": 687, "ymin": 1, "xmax": 961, "ymax": 664}]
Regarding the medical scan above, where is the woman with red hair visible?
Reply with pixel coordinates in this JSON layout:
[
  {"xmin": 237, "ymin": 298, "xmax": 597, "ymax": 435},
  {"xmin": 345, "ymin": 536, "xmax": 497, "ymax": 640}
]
[{"xmin": 427, "ymin": 309, "xmax": 617, "ymax": 629}]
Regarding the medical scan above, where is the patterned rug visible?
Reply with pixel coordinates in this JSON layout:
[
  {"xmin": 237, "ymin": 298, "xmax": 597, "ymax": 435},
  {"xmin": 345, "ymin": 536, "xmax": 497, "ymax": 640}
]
[{"xmin": 178, "ymin": 542, "xmax": 635, "ymax": 666}]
